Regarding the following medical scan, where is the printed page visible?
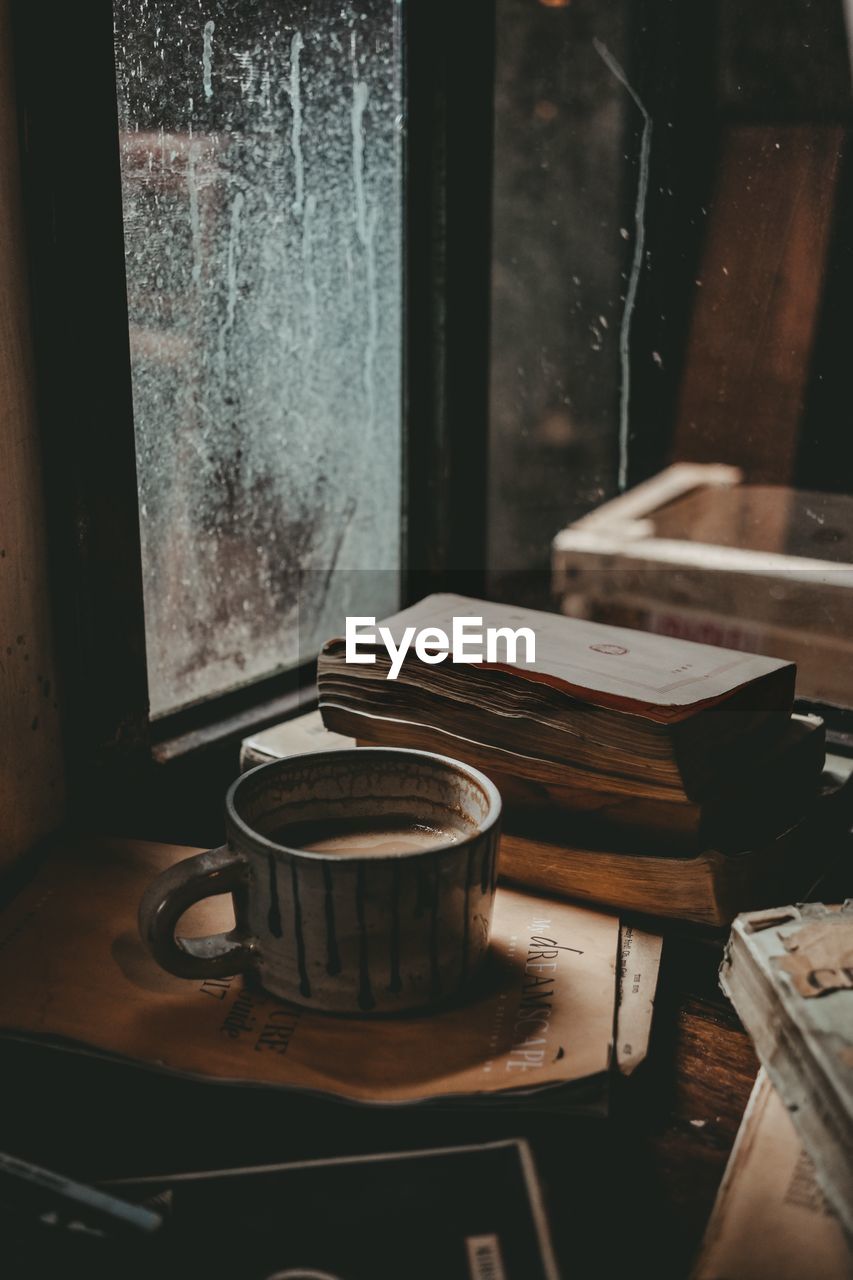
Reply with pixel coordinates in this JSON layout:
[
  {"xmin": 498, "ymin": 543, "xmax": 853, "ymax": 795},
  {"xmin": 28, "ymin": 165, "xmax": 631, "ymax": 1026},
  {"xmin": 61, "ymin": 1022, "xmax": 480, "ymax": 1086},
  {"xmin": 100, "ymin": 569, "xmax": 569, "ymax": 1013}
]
[
  {"xmin": 616, "ymin": 924, "xmax": 663, "ymax": 1076},
  {"xmin": 372, "ymin": 594, "xmax": 791, "ymax": 709},
  {"xmin": 694, "ymin": 1070, "xmax": 851, "ymax": 1279},
  {"xmin": 0, "ymin": 837, "xmax": 618, "ymax": 1105}
]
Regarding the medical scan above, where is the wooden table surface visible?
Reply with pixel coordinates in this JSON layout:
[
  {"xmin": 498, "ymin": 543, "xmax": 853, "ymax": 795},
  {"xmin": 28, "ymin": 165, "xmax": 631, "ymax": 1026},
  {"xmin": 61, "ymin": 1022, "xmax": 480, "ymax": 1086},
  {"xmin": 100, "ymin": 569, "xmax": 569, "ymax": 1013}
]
[
  {"xmin": 642, "ymin": 935, "xmax": 758, "ymax": 1272},
  {"xmin": 4, "ymin": 829, "xmax": 808, "ymax": 1277}
]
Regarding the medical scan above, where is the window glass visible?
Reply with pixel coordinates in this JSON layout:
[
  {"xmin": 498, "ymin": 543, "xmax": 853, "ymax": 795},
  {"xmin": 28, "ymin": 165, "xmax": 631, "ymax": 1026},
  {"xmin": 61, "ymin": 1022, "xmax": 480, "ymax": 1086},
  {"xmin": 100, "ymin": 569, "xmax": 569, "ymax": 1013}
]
[
  {"xmin": 490, "ymin": 0, "xmax": 853, "ymax": 709},
  {"xmin": 113, "ymin": 0, "xmax": 403, "ymax": 716}
]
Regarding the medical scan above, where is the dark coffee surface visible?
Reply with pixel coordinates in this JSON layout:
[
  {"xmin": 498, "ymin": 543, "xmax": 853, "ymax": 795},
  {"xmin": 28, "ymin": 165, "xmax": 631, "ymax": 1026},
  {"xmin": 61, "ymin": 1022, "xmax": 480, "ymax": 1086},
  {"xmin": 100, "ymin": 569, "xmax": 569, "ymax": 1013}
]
[{"xmin": 271, "ymin": 812, "xmax": 474, "ymax": 856}]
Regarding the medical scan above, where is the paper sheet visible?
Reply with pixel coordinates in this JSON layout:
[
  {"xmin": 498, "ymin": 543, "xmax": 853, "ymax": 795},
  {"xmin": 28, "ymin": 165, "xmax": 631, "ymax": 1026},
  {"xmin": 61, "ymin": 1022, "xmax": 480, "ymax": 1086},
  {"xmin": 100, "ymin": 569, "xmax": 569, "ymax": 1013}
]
[
  {"xmin": 616, "ymin": 923, "xmax": 663, "ymax": 1075},
  {"xmin": 693, "ymin": 1070, "xmax": 851, "ymax": 1279},
  {"xmin": 0, "ymin": 837, "xmax": 619, "ymax": 1105}
]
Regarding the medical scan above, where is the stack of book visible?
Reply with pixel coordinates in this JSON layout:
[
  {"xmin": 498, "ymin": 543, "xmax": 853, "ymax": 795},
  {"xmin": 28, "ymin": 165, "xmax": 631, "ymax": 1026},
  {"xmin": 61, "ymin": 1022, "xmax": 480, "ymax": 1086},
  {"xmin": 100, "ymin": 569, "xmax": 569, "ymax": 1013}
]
[
  {"xmin": 694, "ymin": 904, "xmax": 853, "ymax": 1277},
  {"xmin": 693, "ymin": 1069, "xmax": 851, "ymax": 1280},
  {"xmin": 719, "ymin": 904, "xmax": 853, "ymax": 1236},
  {"xmin": 315, "ymin": 594, "xmax": 846, "ymax": 926}
]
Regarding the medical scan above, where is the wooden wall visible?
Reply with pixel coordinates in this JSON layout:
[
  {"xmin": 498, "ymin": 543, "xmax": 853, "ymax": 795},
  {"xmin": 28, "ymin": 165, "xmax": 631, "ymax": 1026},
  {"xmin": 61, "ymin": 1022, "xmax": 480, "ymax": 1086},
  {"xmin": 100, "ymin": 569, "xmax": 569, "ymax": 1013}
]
[
  {"xmin": 0, "ymin": 0, "xmax": 65, "ymax": 868},
  {"xmin": 674, "ymin": 125, "xmax": 844, "ymax": 484}
]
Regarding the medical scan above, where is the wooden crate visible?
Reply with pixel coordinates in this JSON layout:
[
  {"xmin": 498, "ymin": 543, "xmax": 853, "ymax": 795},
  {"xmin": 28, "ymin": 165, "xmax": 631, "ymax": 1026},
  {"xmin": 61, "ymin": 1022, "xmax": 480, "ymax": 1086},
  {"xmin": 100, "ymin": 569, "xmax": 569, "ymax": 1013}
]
[{"xmin": 552, "ymin": 463, "xmax": 853, "ymax": 707}]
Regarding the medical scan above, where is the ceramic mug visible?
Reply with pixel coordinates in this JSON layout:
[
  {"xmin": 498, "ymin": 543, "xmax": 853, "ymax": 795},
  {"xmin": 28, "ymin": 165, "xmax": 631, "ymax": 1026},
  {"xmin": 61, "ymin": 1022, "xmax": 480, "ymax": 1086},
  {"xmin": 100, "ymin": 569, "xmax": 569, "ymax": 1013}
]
[{"xmin": 138, "ymin": 748, "xmax": 502, "ymax": 1014}]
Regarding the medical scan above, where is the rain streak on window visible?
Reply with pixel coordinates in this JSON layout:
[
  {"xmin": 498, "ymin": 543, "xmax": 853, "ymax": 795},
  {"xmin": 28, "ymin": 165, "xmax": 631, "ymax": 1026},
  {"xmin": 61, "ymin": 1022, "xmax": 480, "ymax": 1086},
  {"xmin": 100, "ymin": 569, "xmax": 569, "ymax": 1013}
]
[{"xmin": 113, "ymin": 0, "xmax": 403, "ymax": 715}]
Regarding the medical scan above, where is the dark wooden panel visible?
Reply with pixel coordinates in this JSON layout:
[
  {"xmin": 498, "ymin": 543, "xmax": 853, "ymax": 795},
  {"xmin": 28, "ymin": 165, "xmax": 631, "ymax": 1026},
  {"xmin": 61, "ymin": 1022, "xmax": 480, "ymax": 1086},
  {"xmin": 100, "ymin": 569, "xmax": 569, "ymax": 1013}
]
[
  {"xmin": 675, "ymin": 125, "xmax": 844, "ymax": 483},
  {"xmin": 0, "ymin": 0, "xmax": 65, "ymax": 868}
]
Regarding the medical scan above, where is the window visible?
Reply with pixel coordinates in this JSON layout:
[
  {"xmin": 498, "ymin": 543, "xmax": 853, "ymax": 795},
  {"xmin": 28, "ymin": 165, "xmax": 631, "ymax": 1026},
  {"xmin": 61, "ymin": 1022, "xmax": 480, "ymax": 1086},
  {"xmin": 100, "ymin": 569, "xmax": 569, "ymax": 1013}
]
[
  {"xmin": 113, "ymin": 0, "xmax": 403, "ymax": 717},
  {"xmin": 16, "ymin": 0, "xmax": 492, "ymax": 833},
  {"xmin": 19, "ymin": 0, "xmax": 852, "ymax": 833}
]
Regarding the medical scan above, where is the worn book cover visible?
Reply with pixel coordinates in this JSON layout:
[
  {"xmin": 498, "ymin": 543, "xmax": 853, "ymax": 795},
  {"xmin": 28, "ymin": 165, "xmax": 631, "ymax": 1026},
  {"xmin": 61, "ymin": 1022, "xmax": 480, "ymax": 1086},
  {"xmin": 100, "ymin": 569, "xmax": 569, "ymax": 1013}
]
[
  {"xmin": 358, "ymin": 593, "xmax": 794, "ymax": 714},
  {"xmin": 109, "ymin": 1139, "xmax": 561, "ymax": 1280},
  {"xmin": 498, "ymin": 763, "xmax": 851, "ymax": 927},
  {"xmin": 319, "ymin": 593, "xmax": 796, "ymax": 804},
  {"xmin": 720, "ymin": 902, "xmax": 853, "ymax": 1239}
]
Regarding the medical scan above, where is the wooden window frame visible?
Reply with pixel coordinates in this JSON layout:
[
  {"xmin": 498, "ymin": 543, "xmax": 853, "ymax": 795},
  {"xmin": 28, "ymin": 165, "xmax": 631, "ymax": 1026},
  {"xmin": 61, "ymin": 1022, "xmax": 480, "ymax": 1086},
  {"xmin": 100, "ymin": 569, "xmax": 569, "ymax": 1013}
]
[{"xmin": 13, "ymin": 0, "xmax": 496, "ymax": 841}]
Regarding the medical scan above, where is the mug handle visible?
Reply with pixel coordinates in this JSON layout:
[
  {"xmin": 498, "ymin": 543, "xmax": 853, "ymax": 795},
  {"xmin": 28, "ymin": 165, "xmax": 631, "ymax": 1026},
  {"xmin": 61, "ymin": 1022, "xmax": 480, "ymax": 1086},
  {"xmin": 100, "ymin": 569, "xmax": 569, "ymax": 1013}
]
[{"xmin": 138, "ymin": 845, "xmax": 257, "ymax": 980}]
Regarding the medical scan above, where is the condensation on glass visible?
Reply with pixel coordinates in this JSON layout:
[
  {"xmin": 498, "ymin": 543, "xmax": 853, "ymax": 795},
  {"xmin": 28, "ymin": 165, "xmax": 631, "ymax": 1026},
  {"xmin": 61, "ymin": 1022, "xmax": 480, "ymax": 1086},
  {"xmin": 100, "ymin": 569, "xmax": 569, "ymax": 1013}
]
[{"xmin": 113, "ymin": 1, "xmax": 402, "ymax": 716}]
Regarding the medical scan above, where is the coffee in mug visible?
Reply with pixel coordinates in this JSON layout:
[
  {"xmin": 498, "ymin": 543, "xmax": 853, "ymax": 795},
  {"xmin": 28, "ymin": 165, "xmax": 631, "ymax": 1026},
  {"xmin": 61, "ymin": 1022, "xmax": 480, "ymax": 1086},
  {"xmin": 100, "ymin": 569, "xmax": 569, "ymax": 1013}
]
[
  {"xmin": 269, "ymin": 814, "xmax": 473, "ymax": 856},
  {"xmin": 138, "ymin": 748, "xmax": 502, "ymax": 1015}
]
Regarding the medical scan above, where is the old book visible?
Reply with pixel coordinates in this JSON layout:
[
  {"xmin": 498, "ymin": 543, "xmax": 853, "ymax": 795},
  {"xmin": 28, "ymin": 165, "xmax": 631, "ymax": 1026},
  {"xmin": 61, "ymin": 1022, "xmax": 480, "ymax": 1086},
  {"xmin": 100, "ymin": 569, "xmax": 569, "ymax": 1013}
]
[
  {"xmin": 498, "ymin": 763, "xmax": 851, "ymax": 927},
  {"xmin": 109, "ymin": 1140, "xmax": 560, "ymax": 1280},
  {"xmin": 318, "ymin": 594, "xmax": 796, "ymax": 832},
  {"xmin": 720, "ymin": 902, "xmax": 853, "ymax": 1237},
  {"xmin": 0, "ymin": 836, "xmax": 619, "ymax": 1111},
  {"xmin": 693, "ymin": 1069, "xmax": 851, "ymax": 1280},
  {"xmin": 569, "ymin": 596, "xmax": 853, "ymax": 714},
  {"xmin": 239, "ymin": 712, "xmax": 845, "ymax": 926}
]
